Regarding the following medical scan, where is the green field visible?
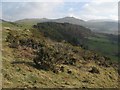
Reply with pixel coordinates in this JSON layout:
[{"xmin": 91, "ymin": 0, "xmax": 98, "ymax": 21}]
[{"xmin": 86, "ymin": 34, "xmax": 118, "ymax": 61}]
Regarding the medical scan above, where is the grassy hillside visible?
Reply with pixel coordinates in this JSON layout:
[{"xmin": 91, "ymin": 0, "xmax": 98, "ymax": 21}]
[{"xmin": 2, "ymin": 21, "xmax": 119, "ymax": 88}]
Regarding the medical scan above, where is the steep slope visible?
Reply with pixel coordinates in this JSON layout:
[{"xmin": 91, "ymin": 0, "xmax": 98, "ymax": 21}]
[{"xmin": 2, "ymin": 22, "xmax": 119, "ymax": 88}]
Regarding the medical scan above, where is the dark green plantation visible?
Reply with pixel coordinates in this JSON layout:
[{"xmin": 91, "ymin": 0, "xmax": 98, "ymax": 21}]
[{"xmin": 33, "ymin": 22, "xmax": 91, "ymax": 45}]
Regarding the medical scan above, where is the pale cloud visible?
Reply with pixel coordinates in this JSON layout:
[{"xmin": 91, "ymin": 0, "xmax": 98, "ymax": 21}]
[
  {"xmin": 76, "ymin": 1, "xmax": 118, "ymax": 20},
  {"xmin": 0, "ymin": 3, "xmax": 2, "ymax": 19},
  {"xmin": 68, "ymin": 8, "xmax": 74, "ymax": 12},
  {"xmin": 91, "ymin": 0, "xmax": 119, "ymax": 3},
  {"xmin": 2, "ymin": 0, "xmax": 119, "ymax": 21},
  {"xmin": 2, "ymin": 0, "xmax": 119, "ymax": 2},
  {"xmin": 2, "ymin": 2, "xmax": 65, "ymax": 21},
  {"xmin": 2, "ymin": 0, "xmax": 65, "ymax": 2},
  {"xmin": 80, "ymin": 15, "xmax": 110, "ymax": 20}
]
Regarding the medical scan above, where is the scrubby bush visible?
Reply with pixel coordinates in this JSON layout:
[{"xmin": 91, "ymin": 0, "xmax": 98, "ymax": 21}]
[
  {"xmin": 89, "ymin": 67, "xmax": 100, "ymax": 74},
  {"xmin": 6, "ymin": 30, "xmax": 43, "ymax": 50},
  {"xmin": 33, "ymin": 43, "xmax": 79, "ymax": 71},
  {"xmin": 33, "ymin": 47, "xmax": 56, "ymax": 70}
]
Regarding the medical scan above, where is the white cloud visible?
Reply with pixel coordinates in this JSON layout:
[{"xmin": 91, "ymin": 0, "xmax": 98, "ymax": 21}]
[
  {"xmin": 2, "ymin": 0, "xmax": 65, "ymax": 2},
  {"xmin": 2, "ymin": 0, "xmax": 119, "ymax": 2},
  {"xmin": 24, "ymin": 2, "xmax": 65, "ymax": 19},
  {"xmin": 77, "ymin": 1, "xmax": 118, "ymax": 20},
  {"xmin": 0, "ymin": 3, "xmax": 2, "ymax": 19},
  {"xmin": 91, "ymin": 0, "xmax": 119, "ymax": 3},
  {"xmin": 68, "ymin": 8, "xmax": 74, "ymax": 12},
  {"xmin": 2, "ymin": 2, "xmax": 65, "ymax": 21}
]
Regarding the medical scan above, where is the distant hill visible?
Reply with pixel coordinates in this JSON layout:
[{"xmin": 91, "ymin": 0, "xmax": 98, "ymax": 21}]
[
  {"xmin": 87, "ymin": 19, "xmax": 116, "ymax": 22},
  {"xmin": 0, "ymin": 19, "xmax": 4, "ymax": 22},
  {"xmin": 86, "ymin": 21, "xmax": 118, "ymax": 34},
  {"xmin": 15, "ymin": 18, "xmax": 50, "ymax": 27},
  {"xmin": 1, "ymin": 19, "xmax": 21, "ymax": 29},
  {"xmin": 49, "ymin": 17, "xmax": 85, "ymax": 25},
  {"xmin": 49, "ymin": 17, "xmax": 118, "ymax": 34},
  {"xmin": 15, "ymin": 17, "xmax": 118, "ymax": 34}
]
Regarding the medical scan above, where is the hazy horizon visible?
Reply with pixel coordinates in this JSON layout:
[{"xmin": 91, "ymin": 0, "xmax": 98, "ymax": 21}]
[{"xmin": 1, "ymin": 16, "xmax": 118, "ymax": 22}]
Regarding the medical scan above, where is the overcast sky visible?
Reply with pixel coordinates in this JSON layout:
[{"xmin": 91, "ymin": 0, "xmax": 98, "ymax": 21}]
[{"xmin": 1, "ymin": 0, "xmax": 119, "ymax": 21}]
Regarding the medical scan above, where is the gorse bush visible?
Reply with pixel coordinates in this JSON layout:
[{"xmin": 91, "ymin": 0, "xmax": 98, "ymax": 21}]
[
  {"xmin": 6, "ymin": 30, "xmax": 44, "ymax": 49},
  {"xmin": 33, "ymin": 43, "xmax": 79, "ymax": 71}
]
